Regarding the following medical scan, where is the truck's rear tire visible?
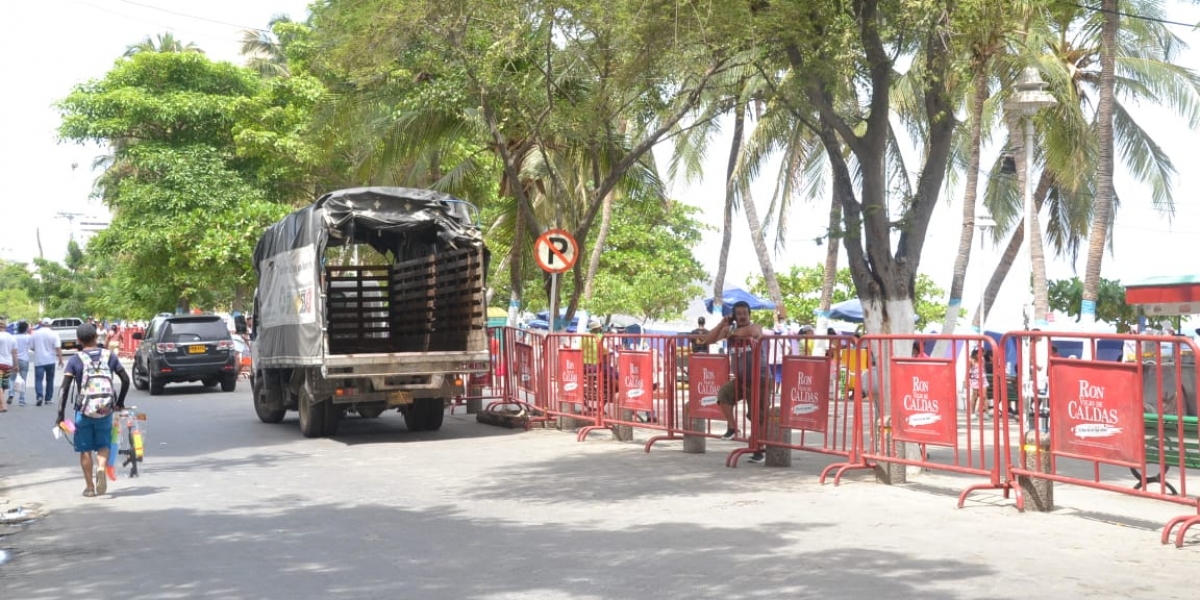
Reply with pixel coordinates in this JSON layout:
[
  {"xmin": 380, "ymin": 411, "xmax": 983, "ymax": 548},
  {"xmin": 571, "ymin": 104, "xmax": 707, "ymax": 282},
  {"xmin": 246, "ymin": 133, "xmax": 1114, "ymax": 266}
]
[
  {"xmin": 253, "ymin": 376, "xmax": 286, "ymax": 424},
  {"xmin": 298, "ymin": 387, "xmax": 326, "ymax": 438},
  {"xmin": 405, "ymin": 397, "xmax": 444, "ymax": 432},
  {"xmin": 323, "ymin": 401, "xmax": 342, "ymax": 436}
]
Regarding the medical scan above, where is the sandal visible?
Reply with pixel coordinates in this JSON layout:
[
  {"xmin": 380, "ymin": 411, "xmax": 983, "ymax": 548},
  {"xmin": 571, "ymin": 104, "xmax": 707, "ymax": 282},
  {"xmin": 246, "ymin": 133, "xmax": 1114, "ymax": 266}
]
[{"xmin": 82, "ymin": 489, "xmax": 96, "ymax": 498}]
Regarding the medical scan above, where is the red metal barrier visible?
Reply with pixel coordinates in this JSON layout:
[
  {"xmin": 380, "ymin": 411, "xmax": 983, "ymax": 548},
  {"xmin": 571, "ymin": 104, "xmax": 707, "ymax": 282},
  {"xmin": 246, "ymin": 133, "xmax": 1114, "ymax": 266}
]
[
  {"xmin": 111, "ymin": 326, "xmax": 143, "ymax": 359},
  {"xmin": 720, "ymin": 335, "xmax": 866, "ymax": 469},
  {"xmin": 484, "ymin": 327, "xmax": 556, "ymax": 428},
  {"xmin": 821, "ymin": 334, "xmax": 1012, "ymax": 506},
  {"xmin": 449, "ymin": 327, "xmax": 506, "ymax": 414},
  {"xmin": 1001, "ymin": 331, "xmax": 1200, "ymax": 547},
  {"xmin": 575, "ymin": 333, "xmax": 682, "ymax": 444}
]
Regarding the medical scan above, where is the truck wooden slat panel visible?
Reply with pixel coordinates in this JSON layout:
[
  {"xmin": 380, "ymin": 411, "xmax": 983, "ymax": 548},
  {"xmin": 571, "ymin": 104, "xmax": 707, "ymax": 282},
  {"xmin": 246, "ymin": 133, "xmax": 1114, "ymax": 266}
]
[{"xmin": 325, "ymin": 246, "xmax": 484, "ymax": 355}]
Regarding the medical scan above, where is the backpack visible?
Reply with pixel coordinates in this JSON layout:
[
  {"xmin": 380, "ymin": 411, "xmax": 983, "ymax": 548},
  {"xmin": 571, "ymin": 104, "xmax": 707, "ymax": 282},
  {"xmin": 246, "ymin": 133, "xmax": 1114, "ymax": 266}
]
[{"xmin": 77, "ymin": 349, "xmax": 115, "ymax": 419}]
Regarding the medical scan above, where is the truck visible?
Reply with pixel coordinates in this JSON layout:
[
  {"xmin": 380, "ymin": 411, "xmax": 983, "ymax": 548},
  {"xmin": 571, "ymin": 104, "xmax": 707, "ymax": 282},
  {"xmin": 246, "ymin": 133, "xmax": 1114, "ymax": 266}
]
[
  {"xmin": 249, "ymin": 187, "xmax": 490, "ymax": 437},
  {"xmin": 49, "ymin": 317, "xmax": 85, "ymax": 352}
]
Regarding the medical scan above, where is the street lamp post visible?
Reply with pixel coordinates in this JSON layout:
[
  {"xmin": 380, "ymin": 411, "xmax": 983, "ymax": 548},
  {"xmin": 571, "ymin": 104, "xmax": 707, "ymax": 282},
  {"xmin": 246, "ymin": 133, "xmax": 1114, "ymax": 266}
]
[
  {"xmin": 976, "ymin": 208, "xmax": 996, "ymax": 333},
  {"xmin": 1005, "ymin": 67, "xmax": 1057, "ymax": 329}
]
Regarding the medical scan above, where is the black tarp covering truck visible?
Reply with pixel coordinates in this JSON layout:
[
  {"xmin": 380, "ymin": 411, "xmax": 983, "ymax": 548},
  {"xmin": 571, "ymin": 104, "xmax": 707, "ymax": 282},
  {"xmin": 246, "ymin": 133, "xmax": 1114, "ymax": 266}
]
[{"xmin": 250, "ymin": 187, "xmax": 489, "ymax": 437}]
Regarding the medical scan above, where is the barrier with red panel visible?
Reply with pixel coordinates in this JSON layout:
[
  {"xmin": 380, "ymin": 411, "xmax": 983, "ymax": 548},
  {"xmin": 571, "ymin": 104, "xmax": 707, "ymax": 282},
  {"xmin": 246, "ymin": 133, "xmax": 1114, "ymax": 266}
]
[
  {"xmin": 1002, "ymin": 331, "xmax": 1200, "ymax": 547},
  {"xmin": 484, "ymin": 327, "xmax": 555, "ymax": 428},
  {"xmin": 113, "ymin": 326, "xmax": 143, "ymax": 359},
  {"xmin": 722, "ymin": 335, "xmax": 865, "ymax": 469},
  {"xmin": 450, "ymin": 327, "xmax": 508, "ymax": 414},
  {"xmin": 822, "ymin": 334, "xmax": 1012, "ymax": 506},
  {"xmin": 576, "ymin": 333, "xmax": 682, "ymax": 444}
]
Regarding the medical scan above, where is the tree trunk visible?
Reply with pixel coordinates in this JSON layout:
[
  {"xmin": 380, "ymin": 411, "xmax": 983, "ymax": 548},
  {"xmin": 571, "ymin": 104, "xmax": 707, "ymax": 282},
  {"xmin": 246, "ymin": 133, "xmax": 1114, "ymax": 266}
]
[
  {"xmin": 817, "ymin": 191, "xmax": 842, "ymax": 325},
  {"xmin": 936, "ymin": 65, "xmax": 989, "ymax": 354},
  {"xmin": 507, "ymin": 199, "xmax": 526, "ymax": 326},
  {"xmin": 581, "ymin": 190, "xmax": 613, "ymax": 303},
  {"xmin": 977, "ymin": 171, "xmax": 1053, "ymax": 325},
  {"xmin": 736, "ymin": 108, "xmax": 786, "ymax": 320},
  {"xmin": 1081, "ymin": 0, "xmax": 1118, "ymax": 325},
  {"xmin": 1009, "ymin": 111, "xmax": 1051, "ymax": 327},
  {"xmin": 712, "ymin": 102, "xmax": 744, "ymax": 315}
]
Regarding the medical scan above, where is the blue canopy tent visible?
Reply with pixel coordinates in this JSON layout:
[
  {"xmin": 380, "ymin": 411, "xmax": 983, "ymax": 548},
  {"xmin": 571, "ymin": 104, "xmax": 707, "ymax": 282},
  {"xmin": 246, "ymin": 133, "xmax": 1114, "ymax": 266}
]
[
  {"xmin": 828, "ymin": 298, "xmax": 865, "ymax": 322},
  {"xmin": 704, "ymin": 288, "xmax": 776, "ymax": 316},
  {"xmin": 828, "ymin": 298, "xmax": 922, "ymax": 325}
]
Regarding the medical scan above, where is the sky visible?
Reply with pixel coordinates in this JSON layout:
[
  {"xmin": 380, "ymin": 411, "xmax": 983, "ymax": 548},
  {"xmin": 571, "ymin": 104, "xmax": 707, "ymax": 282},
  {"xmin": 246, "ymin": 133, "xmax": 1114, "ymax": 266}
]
[{"xmin": 3, "ymin": 0, "xmax": 1200, "ymax": 331}]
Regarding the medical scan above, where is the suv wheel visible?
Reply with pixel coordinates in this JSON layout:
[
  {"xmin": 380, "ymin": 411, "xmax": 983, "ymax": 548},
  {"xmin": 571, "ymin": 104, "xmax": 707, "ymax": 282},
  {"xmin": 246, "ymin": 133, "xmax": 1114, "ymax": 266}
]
[
  {"xmin": 149, "ymin": 370, "xmax": 165, "ymax": 396},
  {"xmin": 220, "ymin": 373, "xmax": 237, "ymax": 392},
  {"xmin": 132, "ymin": 362, "xmax": 149, "ymax": 391}
]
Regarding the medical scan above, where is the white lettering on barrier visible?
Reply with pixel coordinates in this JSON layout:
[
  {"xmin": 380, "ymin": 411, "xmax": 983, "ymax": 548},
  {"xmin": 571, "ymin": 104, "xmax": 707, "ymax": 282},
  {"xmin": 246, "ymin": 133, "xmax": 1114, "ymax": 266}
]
[{"xmin": 696, "ymin": 367, "xmax": 720, "ymax": 405}]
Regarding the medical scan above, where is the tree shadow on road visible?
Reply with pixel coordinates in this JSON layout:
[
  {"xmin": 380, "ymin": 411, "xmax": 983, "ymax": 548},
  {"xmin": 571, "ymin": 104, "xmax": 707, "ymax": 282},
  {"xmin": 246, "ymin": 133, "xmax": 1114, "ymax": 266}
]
[{"xmin": 5, "ymin": 500, "xmax": 996, "ymax": 600}]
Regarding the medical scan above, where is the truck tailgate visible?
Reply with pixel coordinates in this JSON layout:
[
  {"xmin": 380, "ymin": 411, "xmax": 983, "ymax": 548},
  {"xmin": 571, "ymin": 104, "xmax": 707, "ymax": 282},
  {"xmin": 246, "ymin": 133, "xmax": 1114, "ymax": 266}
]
[{"xmin": 321, "ymin": 350, "xmax": 490, "ymax": 378}]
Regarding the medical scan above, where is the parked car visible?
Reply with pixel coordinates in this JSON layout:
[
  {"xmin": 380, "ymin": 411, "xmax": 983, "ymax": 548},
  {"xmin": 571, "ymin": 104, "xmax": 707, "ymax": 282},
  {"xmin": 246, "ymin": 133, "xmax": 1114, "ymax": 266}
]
[{"xmin": 131, "ymin": 314, "xmax": 238, "ymax": 395}]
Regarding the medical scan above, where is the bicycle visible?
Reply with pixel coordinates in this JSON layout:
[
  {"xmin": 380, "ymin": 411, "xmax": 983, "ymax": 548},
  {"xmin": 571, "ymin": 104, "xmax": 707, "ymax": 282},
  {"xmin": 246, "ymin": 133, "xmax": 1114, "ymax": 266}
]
[{"xmin": 111, "ymin": 407, "xmax": 147, "ymax": 478}]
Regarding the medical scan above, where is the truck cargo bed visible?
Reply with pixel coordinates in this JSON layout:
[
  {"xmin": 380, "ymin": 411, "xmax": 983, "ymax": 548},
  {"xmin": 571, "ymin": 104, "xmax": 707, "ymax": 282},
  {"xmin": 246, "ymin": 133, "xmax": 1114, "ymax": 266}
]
[{"xmin": 326, "ymin": 246, "xmax": 486, "ymax": 355}]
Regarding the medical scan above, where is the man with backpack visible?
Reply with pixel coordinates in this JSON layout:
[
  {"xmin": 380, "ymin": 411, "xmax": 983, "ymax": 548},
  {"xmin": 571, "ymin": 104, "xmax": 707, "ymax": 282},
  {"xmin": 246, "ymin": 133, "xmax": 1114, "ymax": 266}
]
[{"xmin": 55, "ymin": 323, "xmax": 130, "ymax": 497}]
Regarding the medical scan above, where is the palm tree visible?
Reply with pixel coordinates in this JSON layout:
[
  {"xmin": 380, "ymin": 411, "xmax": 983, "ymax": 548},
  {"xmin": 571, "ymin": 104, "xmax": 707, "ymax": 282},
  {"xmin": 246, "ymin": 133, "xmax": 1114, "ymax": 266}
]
[
  {"xmin": 1080, "ymin": 0, "xmax": 1118, "ymax": 324},
  {"xmin": 240, "ymin": 15, "xmax": 292, "ymax": 78},
  {"xmin": 977, "ymin": 2, "xmax": 1200, "ymax": 325},
  {"xmin": 123, "ymin": 33, "xmax": 203, "ymax": 57}
]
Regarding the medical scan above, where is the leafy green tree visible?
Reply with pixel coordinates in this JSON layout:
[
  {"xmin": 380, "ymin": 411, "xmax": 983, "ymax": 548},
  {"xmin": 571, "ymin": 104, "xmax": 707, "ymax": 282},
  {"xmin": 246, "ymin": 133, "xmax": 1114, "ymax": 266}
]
[
  {"xmin": 584, "ymin": 201, "xmax": 709, "ymax": 323},
  {"xmin": 309, "ymin": 0, "xmax": 745, "ymax": 326},
  {"xmin": 0, "ymin": 260, "xmax": 40, "ymax": 320},
  {"xmin": 1047, "ymin": 277, "xmax": 1136, "ymax": 332},
  {"xmin": 57, "ymin": 50, "xmax": 292, "ymax": 314}
]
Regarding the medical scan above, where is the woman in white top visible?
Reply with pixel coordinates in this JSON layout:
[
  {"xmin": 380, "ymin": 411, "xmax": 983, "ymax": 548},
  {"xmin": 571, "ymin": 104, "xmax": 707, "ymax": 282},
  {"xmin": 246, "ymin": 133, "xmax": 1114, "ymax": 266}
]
[{"xmin": 12, "ymin": 321, "xmax": 32, "ymax": 405}]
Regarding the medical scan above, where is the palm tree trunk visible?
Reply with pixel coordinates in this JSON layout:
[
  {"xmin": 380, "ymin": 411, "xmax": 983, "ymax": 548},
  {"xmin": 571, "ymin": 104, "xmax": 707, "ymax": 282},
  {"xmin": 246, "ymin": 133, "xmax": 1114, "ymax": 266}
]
[
  {"xmin": 1081, "ymin": 0, "xmax": 1119, "ymax": 324},
  {"xmin": 712, "ymin": 104, "xmax": 744, "ymax": 315},
  {"xmin": 978, "ymin": 171, "xmax": 1053, "ymax": 324},
  {"xmin": 507, "ymin": 200, "xmax": 526, "ymax": 326},
  {"xmin": 582, "ymin": 190, "xmax": 613, "ymax": 302},
  {"xmin": 1010, "ymin": 111, "xmax": 1051, "ymax": 327},
  {"xmin": 735, "ymin": 108, "xmax": 785, "ymax": 320},
  {"xmin": 818, "ymin": 192, "xmax": 841, "ymax": 319},
  {"xmin": 938, "ymin": 66, "xmax": 989, "ymax": 346}
]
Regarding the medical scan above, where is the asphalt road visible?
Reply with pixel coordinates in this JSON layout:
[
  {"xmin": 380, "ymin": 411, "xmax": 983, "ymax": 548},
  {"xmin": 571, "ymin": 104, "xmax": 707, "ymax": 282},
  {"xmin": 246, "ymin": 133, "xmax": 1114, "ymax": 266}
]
[{"xmin": 1, "ymin": 374, "xmax": 1198, "ymax": 600}]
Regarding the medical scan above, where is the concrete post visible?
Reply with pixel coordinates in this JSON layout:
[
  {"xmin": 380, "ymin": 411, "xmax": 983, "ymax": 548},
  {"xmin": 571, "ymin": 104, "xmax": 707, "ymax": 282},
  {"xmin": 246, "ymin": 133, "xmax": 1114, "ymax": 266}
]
[
  {"xmin": 466, "ymin": 384, "xmax": 483, "ymax": 414},
  {"xmin": 764, "ymin": 406, "xmax": 792, "ymax": 467},
  {"xmin": 1018, "ymin": 430, "xmax": 1054, "ymax": 512},
  {"xmin": 682, "ymin": 417, "xmax": 706, "ymax": 454}
]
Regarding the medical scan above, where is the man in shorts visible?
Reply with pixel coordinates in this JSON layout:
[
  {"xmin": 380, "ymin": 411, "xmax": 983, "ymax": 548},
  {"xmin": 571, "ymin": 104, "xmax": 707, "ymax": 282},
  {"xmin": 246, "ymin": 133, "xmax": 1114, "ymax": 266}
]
[
  {"xmin": 700, "ymin": 300, "xmax": 769, "ymax": 464},
  {"xmin": 55, "ymin": 324, "xmax": 131, "ymax": 497}
]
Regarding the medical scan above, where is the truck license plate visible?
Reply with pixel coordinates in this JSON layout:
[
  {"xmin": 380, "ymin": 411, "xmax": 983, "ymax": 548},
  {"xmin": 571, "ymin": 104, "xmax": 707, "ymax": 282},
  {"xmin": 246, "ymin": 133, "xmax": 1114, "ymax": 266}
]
[{"xmin": 387, "ymin": 390, "xmax": 414, "ymax": 406}]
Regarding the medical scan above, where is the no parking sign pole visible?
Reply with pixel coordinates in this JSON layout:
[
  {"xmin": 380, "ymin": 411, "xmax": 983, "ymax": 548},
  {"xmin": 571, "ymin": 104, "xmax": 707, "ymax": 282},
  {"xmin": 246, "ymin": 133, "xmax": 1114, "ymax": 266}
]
[{"xmin": 534, "ymin": 229, "xmax": 579, "ymax": 333}]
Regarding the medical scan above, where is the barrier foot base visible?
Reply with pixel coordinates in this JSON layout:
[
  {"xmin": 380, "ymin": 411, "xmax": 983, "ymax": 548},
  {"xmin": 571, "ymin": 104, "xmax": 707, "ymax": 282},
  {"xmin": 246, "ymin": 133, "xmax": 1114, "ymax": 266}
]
[
  {"xmin": 1163, "ymin": 515, "xmax": 1200, "ymax": 547},
  {"xmin": 726, "ymin": 447, "xmax": 757, "ymax": 468},
  {"xmin": 957, "ymin": 482, "xmax": 1013, "ymax": 508},
  {"xmin": 643, "ymin": 434, "xmax": 682, "ymax": 453},
  {"xmin": 576, "ymin": 425, "xmax": 612, "ymax": 442},
  {"xmin": 819, "ymin": 460, "xmax": 873, "ymax": 486}
]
